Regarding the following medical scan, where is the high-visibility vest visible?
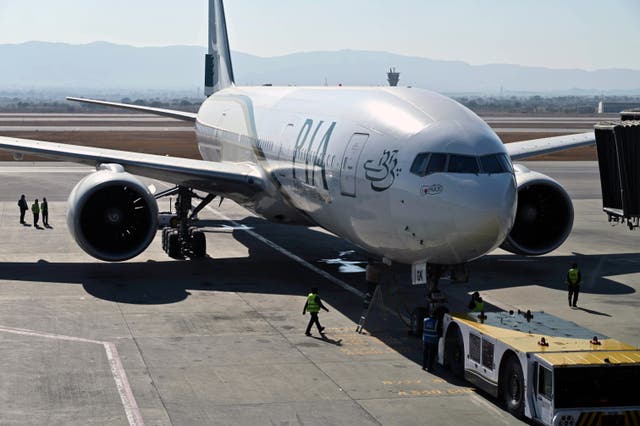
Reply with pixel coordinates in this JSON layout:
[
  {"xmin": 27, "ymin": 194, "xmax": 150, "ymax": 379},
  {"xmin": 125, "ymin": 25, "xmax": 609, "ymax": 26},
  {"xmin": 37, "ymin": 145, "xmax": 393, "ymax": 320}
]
[
  {"xmin": 471, "ymin": 301, "xmax": 485, "ymax": 313},
  {"xmin": 306, "ymin": 293, "xmax": 320, "ymax": 313},
  {"xmin": 568, "ymin": 268, "xmax": 580, "ymax": 285},
  {"xmin": 423, "ymin": 317, "xmax": 439, "ymax": 345},
  {"xmin": 31, "ymin": 203, "xmax": 40, "ymax": 214}
]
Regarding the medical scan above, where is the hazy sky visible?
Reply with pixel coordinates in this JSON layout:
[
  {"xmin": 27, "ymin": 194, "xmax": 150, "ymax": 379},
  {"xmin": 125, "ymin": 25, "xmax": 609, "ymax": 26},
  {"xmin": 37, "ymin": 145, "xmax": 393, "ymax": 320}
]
[{"xmin": 1, "ymin": 0, "xmax": 639, "ymax": 70}]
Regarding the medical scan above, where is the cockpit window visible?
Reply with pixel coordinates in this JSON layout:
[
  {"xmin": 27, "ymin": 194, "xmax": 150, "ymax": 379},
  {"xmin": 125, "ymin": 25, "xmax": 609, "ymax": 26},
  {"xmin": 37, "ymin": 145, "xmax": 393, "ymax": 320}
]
[
  {"xmin": 410, "ymin": 153, "xmax": 430, "ymax": 176},
  {"xmin": 448, "ymin": 155, "xmax": 479, "ymax": 174},
  {"xmin": 410, "ymin": 152, "xmax": 513, "ymax": 177},
  {"xmin": 479, "ymin": 155, "xmax": 504, "ymax": 174},
  {"xmin": 426, "ymin": 153, "xmax": 447, "ymax": 174},
  {"xmin": 498, "ymin": 154, "xmax": 514, "ymax": 173}
]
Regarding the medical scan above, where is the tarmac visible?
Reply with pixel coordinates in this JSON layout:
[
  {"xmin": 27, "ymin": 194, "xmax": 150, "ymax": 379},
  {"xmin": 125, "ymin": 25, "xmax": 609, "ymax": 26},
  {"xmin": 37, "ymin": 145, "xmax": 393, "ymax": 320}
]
[
  {"xmin": 0, "ymin": 160, "xmax": 638, "ymax": 425},
  {"xmin": 0, "ymin": 113, "xmax": 616, "ymax": 134}
]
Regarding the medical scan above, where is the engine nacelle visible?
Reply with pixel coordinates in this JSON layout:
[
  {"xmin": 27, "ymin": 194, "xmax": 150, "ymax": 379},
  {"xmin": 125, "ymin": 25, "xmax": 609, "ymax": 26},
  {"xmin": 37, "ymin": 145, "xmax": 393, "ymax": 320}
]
[
  {"xmin": 500, "ymin": 164, "xmax": 574, "ymax": 256},
  {"xmin": 67, "ymin": 165, "xmax": 158, "ymax": 261}
]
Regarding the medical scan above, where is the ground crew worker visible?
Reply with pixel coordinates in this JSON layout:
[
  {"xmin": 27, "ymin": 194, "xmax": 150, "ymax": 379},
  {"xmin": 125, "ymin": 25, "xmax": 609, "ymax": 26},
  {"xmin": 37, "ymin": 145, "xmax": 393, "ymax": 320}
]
[
  {"xmin": 566, "ymin": 263, "xmax": 582, "ymax": 307},
  {"xmin": 468, "ymin": 292, "xmax": 485, "ymax": 312},
  {"xmin": 18, "ymin": 194, "xmax": 28, "ymax": 225},
  {"xmin": 31, "ymin": 199, "xmax": 40, "ymax": 227},
  {"xmin": 303, "ymin": 287, "xmax": 329, "ymax": 336},
  {"xmin": 422, "ymin": 305, "xmax": 448, "ymax": 371},
  {"xmin": 41, "ymin": 197, "xmax": 49, "ymax": 227}
]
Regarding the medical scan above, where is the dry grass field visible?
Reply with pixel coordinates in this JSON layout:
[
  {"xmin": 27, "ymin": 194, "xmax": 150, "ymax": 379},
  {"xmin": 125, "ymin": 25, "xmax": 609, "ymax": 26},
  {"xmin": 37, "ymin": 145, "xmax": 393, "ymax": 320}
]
[{"xmin": 0, "ymin": 129, "xmax": 596, "ymax": 162}]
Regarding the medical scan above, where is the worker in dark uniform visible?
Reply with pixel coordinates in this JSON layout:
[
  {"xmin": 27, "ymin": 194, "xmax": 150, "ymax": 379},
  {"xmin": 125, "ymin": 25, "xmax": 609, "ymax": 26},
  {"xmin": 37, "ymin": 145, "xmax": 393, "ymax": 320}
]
[
  {"xmin": 41, "ymin": 197, "xmax": 49, "ymax": 227},
  {"xmin": 18, "ymin": 194, "xmax": 28, "ymax": 225},
  {"xmin": 468, "ymin": 292, "xmax": 485, "ymax": 312},
  {"xmin": 303, "ymin": 287, "xmax": 329, "ymax": 336},
  {"xmin": 422, "ymin": 305, "xmax": 448, "ymax": 371},
  {"xmin": 31, "ymin": 199, "xmax": 40, "ymax": 228},
  {"xmin": 566, "ymin": 263, "xmax": 582, "ymax": 307}
]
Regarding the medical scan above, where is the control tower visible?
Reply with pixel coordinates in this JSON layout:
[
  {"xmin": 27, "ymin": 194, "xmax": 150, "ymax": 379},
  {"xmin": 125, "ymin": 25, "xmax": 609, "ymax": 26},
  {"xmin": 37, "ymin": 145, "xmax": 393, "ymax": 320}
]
[{"xmin": 387, "ymin": 67, "xmax": 400, "ymax": 87}]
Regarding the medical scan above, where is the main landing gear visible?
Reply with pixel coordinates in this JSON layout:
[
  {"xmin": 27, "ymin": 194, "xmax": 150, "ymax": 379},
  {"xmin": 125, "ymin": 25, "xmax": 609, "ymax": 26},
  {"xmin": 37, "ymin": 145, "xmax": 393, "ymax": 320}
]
[{"xmin": 158, "ymin": 186, "xmax": 215, "ymax": 259}]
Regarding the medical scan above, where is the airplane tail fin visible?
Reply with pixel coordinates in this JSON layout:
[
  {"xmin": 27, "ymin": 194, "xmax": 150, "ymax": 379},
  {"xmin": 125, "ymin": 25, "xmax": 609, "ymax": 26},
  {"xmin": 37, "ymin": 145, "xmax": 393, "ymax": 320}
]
[{"xmin": 205, "ymin": 0, "xmax": 235, "ymax": 96}]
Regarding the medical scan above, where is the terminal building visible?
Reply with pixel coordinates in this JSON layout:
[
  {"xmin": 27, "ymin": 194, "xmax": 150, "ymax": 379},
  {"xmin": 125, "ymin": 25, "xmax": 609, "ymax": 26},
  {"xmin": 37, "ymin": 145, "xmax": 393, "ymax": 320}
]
[{"xmin": 598, "ymin": 101, "xmax": 640, "ymax": 113}]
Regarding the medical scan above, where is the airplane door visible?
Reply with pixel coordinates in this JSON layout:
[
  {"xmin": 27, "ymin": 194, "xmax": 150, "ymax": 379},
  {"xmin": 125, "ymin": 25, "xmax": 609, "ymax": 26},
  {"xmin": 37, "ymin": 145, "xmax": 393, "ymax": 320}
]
[{"xmin": 340, "ymin": 133, "xmax": 369, "ymax": 197}]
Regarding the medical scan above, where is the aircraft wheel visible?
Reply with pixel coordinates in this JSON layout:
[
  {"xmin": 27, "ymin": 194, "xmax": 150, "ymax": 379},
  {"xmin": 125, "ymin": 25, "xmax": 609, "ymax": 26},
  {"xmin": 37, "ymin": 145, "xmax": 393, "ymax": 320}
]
[
  {"xmin": 191, "ymin": 231, "xmax": 206, "ymax": 258},
  {"xmin": 444, "ymin": 325, "xmax": 464, "ymax": 378},
  {"xmin": 409, "ymin": 307, "xmax": 428, "ymax": 336},
  {"xmin": 167, "ymin": 231, "xmax": 181, "ymax": 259},
  {"xmin": 502, "ymin": 355, "xmax": 525, "ymax": 418},
  {"xmin": 162, "ymin": 228, "xmax": 170, "ymax": 251}
]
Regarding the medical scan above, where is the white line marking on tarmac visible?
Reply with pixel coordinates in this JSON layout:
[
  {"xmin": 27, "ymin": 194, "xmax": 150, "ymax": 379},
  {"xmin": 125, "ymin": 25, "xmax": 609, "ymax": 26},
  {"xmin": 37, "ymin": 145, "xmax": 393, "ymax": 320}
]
[
  {"xmin": 469, "ymin": 393, "xmax": 512, "ymax": 424},
  {"xmin": 0, "ymin": 325, "xmax": 144, "ymax": 426},
  {"xmin": 0, "ymin": 168, "xmax": 93, "ymax": 173},
  {"xmin": 203, "ymin": 205, "xmax": 366, "ymax": 299}
]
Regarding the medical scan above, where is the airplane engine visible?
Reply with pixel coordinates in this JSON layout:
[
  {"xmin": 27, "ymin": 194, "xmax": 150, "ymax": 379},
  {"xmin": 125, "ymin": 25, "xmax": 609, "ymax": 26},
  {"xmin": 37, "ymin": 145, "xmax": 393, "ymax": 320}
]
[
  {"xmin": 67, "ymin": 165, "xmax": 158, "ymax": 262},
  {"xmin": 500, "ymin": 165, "xmax": 573, "ymax": 256}
]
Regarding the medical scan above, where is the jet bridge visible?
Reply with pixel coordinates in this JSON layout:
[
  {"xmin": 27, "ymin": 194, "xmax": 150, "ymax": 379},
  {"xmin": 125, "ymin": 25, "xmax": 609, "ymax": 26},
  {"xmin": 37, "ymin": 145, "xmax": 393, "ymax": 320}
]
[{"xmin": 594, "ymin": 116, "xmax": 640, "ymax": 229}]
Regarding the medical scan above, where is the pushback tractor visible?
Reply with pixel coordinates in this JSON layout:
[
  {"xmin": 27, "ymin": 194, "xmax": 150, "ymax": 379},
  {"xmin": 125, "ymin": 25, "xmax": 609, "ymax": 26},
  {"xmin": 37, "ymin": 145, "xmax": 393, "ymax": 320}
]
[{"xmin": 438, "ymin": 310, "xmax": 640, "ymax": 425}]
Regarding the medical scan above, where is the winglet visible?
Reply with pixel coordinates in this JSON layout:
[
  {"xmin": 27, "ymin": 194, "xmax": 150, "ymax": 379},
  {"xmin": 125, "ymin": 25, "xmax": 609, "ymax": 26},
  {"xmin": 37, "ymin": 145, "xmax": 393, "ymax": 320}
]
[{"xmin": 205, "ymin": 0, "xmax": 235, "ymax": 96}]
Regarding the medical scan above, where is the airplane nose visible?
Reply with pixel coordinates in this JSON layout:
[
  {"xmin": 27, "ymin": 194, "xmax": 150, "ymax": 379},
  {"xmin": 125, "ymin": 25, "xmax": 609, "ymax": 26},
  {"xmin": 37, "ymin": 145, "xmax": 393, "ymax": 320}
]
[
  {"xmin": 404, "ymin": 173, "xmax": 516, "ymax": 264},
  {"xmin": 446, "ymin": 174, "xmax": 516, "ymax": 260}
]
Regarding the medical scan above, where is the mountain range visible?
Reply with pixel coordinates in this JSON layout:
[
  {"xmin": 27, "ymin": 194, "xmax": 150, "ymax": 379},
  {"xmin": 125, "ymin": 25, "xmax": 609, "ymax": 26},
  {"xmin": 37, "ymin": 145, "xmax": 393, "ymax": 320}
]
[{"xmin": 1, "ymin": 41, "xmax": 640, "ymax": 94}]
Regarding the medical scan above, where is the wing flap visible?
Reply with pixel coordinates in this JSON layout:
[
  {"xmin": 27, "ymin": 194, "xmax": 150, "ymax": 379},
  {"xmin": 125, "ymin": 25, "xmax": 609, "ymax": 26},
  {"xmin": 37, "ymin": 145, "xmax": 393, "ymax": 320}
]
[
  {"xmin": 66, "ymin": 97, "xmax": 197, "ymax": 122},
  {"xmin": 506, "ymin": 132, "xmax": 596, "ymax": 160},
  {"xmin": 0, "ymin": 136, "xmax": 263, "ymax": 200}
]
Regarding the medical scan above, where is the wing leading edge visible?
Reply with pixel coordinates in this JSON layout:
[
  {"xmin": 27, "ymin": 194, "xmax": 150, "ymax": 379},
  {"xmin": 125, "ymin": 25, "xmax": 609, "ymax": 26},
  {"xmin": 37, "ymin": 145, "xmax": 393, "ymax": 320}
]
[
  {"xmin": 505, "ymin": 132, "xmax": 595, "ymax": 160},
  {"xmin": 0, "ymin": 136, "xmax": 263, "ymax": 200}
]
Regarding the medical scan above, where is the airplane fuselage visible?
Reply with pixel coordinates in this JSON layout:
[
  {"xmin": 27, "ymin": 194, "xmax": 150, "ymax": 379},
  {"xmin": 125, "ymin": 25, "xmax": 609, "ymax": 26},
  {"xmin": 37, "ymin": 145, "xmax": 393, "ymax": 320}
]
[{"xmin": 195, "ymin": 86, "xmax": 517, "ymax": 265}]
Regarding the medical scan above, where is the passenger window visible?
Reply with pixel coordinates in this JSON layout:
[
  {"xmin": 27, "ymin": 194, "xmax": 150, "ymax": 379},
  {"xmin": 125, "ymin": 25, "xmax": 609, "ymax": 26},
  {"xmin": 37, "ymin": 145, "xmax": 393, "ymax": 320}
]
[
  {"xmin": 538, "ymin": 365, "xmax": 553, "ymax": 399},
  {"xmin": 425, "ymin": 153, "xmax": 447, "ymax": 175},
  {"xmin": 410, "ymin": 153, "xmax": 430, "ymax": 176},
  {"xmin": 480, "ymin": 155, "xmax": 504, "ymax": 174},
  {"xmin": 448, "ymin": 155, "xmax": 479, "ymax": 174}
]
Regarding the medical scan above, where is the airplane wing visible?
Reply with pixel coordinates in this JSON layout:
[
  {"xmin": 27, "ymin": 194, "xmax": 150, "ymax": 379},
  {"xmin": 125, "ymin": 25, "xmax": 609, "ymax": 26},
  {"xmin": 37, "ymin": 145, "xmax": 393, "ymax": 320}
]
[
  {"xmin": 66, "ymin": 97, "xmax": 197, "ymax": 122},
  {"xmin": 0, "ymin": 136, "xmax": 263, "ymax": 200},
  {"xmin": 505, "ymin": 132, "xmax": 596, "ymax": 161}
]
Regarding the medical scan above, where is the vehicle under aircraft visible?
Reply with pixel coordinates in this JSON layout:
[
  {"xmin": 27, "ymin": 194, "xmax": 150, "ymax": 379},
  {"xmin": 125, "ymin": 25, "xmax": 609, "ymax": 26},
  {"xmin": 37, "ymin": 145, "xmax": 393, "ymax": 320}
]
[{"xmin": 0, "ymin": 0, "xmax": 596, "ymax": 286}]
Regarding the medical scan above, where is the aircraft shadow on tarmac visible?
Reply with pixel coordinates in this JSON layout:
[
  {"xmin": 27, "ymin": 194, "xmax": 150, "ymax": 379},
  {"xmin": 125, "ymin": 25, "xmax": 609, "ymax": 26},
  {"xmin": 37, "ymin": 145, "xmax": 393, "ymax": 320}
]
[{"xmin": 0, "ymin": 216, "xmax": 637, "ymax": 368}]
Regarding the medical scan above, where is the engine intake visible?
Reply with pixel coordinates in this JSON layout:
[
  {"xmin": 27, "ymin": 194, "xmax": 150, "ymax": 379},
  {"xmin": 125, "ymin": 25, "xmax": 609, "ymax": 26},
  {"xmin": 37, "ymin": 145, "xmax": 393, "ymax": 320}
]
[
  {"xmin": 500, "ymin": 165, "xmax": 573, "ymax": 256},
  {"xmin": 67, "ymin": 166, "xmax": 158, "ymax": 261}
]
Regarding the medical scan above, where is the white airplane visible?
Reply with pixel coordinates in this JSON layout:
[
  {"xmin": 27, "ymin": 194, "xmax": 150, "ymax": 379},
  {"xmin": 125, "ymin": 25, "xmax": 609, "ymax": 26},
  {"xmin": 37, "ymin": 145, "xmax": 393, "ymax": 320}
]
[{"xmin": 0, "ymin": 0, "xmax": 595, "ymax": 287}]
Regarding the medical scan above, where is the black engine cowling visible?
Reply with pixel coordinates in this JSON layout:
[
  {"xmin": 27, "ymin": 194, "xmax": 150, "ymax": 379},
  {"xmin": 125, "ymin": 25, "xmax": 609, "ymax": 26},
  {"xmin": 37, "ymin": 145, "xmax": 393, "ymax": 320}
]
[
  {"xmin": 67, "ymin": 165, "xmax": 158, "ymax": 261},
  {"xmin": 500, "ymin": 165, "xmax": 574, "ymax": 256}
]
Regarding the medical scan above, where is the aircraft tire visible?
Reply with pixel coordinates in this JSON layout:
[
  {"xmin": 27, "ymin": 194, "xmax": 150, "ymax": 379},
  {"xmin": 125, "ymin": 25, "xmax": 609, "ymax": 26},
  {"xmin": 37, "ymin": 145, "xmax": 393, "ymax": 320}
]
[
  {"xmin": 191, "ymin": 231, "xmax": 206, "ymax": 258},
  {"xmin": 162, "ymin": 228, "xmax": 170, "ymax": 251},
  {"xmin": 167, "ymin": 231, "xmax": 181, "ymax": 259},
  {"xmin": 409, "ymin": 307, "xmax": 428, "ymax": 336}
]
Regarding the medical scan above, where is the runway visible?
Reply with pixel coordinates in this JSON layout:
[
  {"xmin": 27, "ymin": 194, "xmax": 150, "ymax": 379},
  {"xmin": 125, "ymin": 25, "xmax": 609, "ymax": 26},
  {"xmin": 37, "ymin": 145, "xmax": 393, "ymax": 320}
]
[
  {"xmin": 0, "ymin": 113, "xmax": 612, "ymax": 134},
  {"xmin": 0, "ymin": 161, "xmax": 638, "ymax": 425}
]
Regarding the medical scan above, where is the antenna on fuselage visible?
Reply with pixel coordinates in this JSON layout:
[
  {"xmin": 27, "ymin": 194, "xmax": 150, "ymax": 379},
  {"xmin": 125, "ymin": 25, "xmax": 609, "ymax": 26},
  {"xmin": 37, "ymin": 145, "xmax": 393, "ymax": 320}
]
[{"xmin": 204, "ymin": 0, "xmax": 235, "ymax": 97}]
